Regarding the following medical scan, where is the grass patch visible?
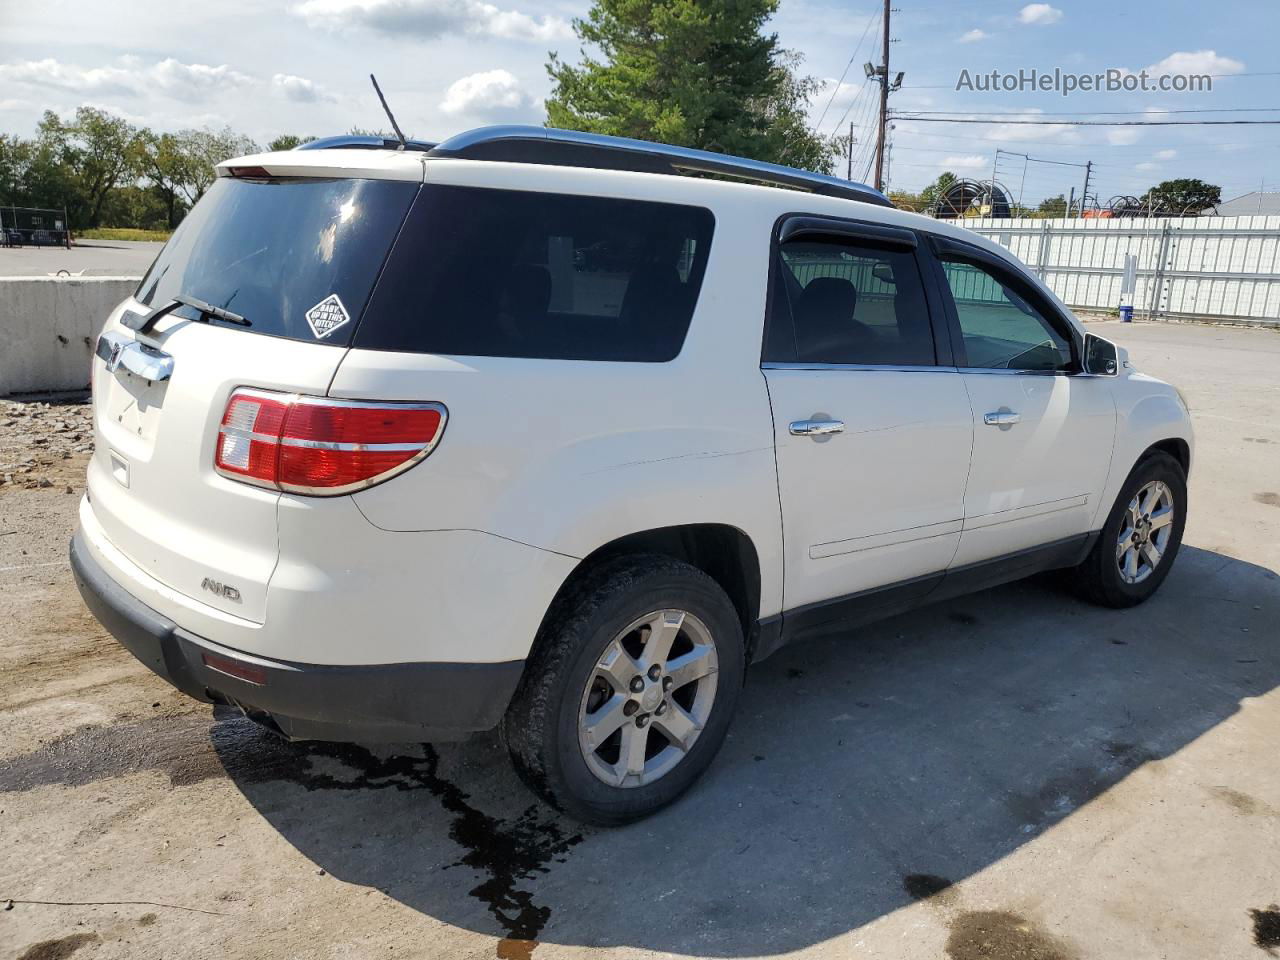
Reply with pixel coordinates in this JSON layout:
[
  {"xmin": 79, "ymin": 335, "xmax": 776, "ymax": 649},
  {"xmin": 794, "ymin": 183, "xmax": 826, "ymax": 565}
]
[{"xmin": 77, "ymin": 227, "xmax": 171, "ymax": 242}]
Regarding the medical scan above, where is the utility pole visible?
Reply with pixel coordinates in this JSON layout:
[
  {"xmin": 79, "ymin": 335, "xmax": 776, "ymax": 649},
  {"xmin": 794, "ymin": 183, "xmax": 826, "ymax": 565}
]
[
  {"xmin": 884, "ymin": 124, "xmax": 894, "ymax": 189},
  {"xmin": 847, "ymin": 121, "xmax": 855, "ymax": 181},
  {"xmin": 873, "ymin": 0, "xmax": 891, "ymax": 191},
  {"xmin": 1080, "ymin": 160, "xmax": 1093, "ymax": 218}
]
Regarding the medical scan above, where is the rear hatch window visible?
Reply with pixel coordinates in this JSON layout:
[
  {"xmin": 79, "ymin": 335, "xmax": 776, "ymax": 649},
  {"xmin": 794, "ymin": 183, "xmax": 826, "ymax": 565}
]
[
  {"xmin": 135, "ymin": 176, "xmax": 419, "ymax": 345},
  {"xmin": 354, "ymin": 185, "xmax": 715, "ymax": 361}
]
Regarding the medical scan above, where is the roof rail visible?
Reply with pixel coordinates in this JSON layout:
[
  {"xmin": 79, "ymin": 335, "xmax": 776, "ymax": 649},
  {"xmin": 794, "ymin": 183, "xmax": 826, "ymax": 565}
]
[
  {"xmin": 426, "ymin": 126, "xmax": 891, "ymax": 207},
  {"xmin": 297, "ymin": 135, "xmax": 437, "ymax": 153}
]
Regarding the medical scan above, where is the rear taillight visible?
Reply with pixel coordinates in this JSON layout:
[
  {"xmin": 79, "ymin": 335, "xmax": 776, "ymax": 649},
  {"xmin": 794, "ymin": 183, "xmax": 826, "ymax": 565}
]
[{"xmin": 214, "ymin": 388, "xmax": 446, "ymax": 495}]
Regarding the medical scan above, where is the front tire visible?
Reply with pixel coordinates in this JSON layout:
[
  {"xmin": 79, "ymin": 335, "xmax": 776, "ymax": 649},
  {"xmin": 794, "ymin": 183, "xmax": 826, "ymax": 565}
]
[
  {"xmin": 1071, "ymin": 451, "xmax": 1187, "ymax": 608},
  {"xmin": 501, "ymin": 554, "xmax": 745, "ymax": 826}
]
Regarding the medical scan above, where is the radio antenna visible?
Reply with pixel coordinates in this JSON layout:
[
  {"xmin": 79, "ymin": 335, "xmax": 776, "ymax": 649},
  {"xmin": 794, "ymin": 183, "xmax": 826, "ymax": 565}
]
[{"xmin": 369, "ymin": 74, "xmax": 407, "ymax": 149}]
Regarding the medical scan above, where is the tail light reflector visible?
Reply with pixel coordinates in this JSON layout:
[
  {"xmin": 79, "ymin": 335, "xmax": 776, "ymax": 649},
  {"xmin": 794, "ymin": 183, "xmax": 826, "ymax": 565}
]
[{"xmin": 215, "ymin": 389, "xmax": 446, "ymax": 495}]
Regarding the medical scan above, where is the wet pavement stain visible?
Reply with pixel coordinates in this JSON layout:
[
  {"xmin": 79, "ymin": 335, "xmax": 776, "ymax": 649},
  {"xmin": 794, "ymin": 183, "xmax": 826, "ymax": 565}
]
[
  {"xmin": 903, "ymin": 873, "xmax": 954, "ymax": 902},
  {"xmin": 0, "ymin": 711, "xmax": 317, "ymax": 792},
  {"xmin": 1102, "ymin": 740, "xmax": 1160, "ymax": 770},
  {"xmin": 1254, "ymin": 492, "xmax": 1280, "ymax": 508},
  {"xmin": 16, "ymin": 933, "xmax": 99, "ymax": 960},
  {"xmin": 1252, "ymin": 905, "xmax": 1280, "ymax": 953},
  {"xmin": 945, "ymin": 910, "xmax": 1076, "ymax": 960},
  {"xmin": 1212, "ymin": 786, "xmax": 1263, "ymax": 816},
  {"xmin": 417, "ymin": 745, "xmax": 583, "ymax": 952},
  {"xmin": 0, "ymin": 712, "xmax": 583, "ymax": 956}
]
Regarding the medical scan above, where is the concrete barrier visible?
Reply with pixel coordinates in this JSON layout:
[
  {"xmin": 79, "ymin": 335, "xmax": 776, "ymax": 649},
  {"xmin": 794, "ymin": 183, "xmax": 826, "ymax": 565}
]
[{"xmin": 0, "ymin": 276, "xmax": 138, "ymax": 395}]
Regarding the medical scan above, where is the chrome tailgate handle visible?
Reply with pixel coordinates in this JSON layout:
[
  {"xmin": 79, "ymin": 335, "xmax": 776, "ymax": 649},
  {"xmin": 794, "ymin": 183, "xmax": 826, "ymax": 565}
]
[
  {"xmin": 983, "ymin": 410, "xmax": 1021, "ymax": 427},
  {"xmin": 97, "ymin": 331, "xmax": 174, "ymax": 382},
  {"xmin": 789, "ymin": 418, "xmax": 845, "ymax": 437}
]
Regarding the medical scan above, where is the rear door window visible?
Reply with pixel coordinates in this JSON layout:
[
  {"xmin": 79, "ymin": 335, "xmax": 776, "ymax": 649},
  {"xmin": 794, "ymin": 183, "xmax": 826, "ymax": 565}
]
[
  {"xmin": 767, "ymin": 238, "xmax": 936, "ymax": 365},
  {"xmin": 136, "ymin": 176, "xmax": 419, "ymax": 345},
  {"xmin": 354, "ymin": 185, "xmax": 715, "ymax": 361}
]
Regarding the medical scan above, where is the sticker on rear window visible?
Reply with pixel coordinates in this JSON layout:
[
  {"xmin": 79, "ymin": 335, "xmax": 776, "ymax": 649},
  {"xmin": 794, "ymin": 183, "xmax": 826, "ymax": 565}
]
[{"xmin": 305, "ymin": 294, "xmax": 351, "ymax": 340}]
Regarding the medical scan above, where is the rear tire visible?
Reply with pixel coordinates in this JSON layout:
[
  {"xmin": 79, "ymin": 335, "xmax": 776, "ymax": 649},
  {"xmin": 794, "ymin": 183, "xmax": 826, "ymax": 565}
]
[
  {"xmin": 1071, "ymin": 451, "xmax": 1187, "ymax": 608},
  {"xmin": 501, "ymin": 554, "xmax": 745, "ymax": 826}
]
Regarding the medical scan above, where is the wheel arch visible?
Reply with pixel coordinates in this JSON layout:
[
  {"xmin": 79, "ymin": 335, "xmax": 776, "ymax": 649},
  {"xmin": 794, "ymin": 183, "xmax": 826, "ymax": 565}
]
[
  {"xmin": 1142, "ymin": 437, "xmax": 1191, "ymax": 476},
  {"xmin": 541, "ymin": 523, "xmax": 763, "ymax": 660}
]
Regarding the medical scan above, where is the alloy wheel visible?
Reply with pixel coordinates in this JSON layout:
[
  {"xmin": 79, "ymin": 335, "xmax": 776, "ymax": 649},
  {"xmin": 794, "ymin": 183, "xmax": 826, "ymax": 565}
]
[
  {"xmin": 1116, "ymin": 480, "xmax": 1175, "ymax": 584},
  {"xmin": 577, "ymin": 609, "xmax": 719, "ymax": 788}
]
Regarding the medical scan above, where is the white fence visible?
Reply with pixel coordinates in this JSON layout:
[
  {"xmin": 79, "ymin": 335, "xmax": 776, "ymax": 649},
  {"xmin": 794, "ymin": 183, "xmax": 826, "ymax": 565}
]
[{"xmin": 960, "ymin": 215, "xmax": 1280, "ymax": 325}]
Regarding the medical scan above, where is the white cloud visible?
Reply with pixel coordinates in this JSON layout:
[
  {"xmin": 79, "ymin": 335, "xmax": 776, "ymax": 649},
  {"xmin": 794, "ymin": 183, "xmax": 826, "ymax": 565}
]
[
  {"xmin": 958, "ymin": 29, "xmax": 987, "ymax": 43},
  {"xmin": 0, "ymin": 57, "xmax": 253, "ymax": 102},
  {"xmin": 290, "ymin": 0, "xmax": 572, "ymax": 42},
  {"xmin": 1146, "ymin": 50, "xmax": 1244, "ymax": 76},
  {"xmin": 439, "ymin": 69, "xmax": 537, "ymax": 119},
  {"xmin": 942, "ymin": 154, "xmax": 988, "ymax": 171},
  {"xmin": 149, "ymin": 59, "xmax": 254, "ymax": 99},
  {"xmin": 272, "ymin": 73, "xmax": 334, "ymax": 103},
  {"xmin": 1135, "ymin": 161, "xmax": 1158, "ymax": 172},
  {"xmin": 1155, "ymin": 149, "xmax": 1177, "ymax": 160},
  {"xmin": 1018, "ymin": 3, "xmax": 1063, "ymax": 25},
  {"xmin": 1107, "ymin": 129, "xmax": 1141, "ymax": 146}
]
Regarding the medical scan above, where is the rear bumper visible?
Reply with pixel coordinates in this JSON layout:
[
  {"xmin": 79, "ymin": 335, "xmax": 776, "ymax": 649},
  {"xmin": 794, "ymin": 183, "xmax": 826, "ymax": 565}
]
[{"xmin": 70, "ymin": 530, "xmax": 524, "ymax": 742}]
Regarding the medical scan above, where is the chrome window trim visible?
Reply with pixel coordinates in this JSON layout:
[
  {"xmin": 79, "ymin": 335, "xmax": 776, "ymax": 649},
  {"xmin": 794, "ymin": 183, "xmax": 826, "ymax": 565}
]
[
  {"xmin": 955, "ymin": 366, "xmax": 1071, "ymax": 377},
  {"xmin": 762, "ymin": 362, "xmax": 956, "ymax": 374},
  {"xmin": 761, "ymin": 362, "xmax": 1101, "ymax": 378}
]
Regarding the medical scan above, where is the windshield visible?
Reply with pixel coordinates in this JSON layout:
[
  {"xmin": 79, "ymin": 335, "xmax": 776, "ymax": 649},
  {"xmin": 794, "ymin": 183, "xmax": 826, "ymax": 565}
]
[{"xmin": 136, "ymin": 176, "xmax": 419, "ymax": 345}]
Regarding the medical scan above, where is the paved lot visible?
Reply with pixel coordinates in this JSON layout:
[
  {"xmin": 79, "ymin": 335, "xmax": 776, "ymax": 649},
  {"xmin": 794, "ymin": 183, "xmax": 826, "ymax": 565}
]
[
  {"xmin": 0, "ymin": 239, "xmax": 161, "ymax": 278},
  {"xmin": 1, "ymin": 320, "xmax": 1277, "ymax": 960}
]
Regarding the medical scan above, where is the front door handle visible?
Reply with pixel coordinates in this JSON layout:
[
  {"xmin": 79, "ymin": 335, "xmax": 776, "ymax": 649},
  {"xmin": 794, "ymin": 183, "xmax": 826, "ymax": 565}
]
[
  {"xmin": 983, "ymin": 410, "xmax": 1021, "ymax": 426},
  {"xmin": 790, "ymin": 418, "xmax": 845, "ymax": 437}
]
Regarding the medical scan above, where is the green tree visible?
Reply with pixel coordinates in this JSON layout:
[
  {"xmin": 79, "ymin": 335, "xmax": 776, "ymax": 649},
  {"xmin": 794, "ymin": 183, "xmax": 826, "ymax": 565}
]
[
  {"xmin": 1142, "ymin": 178, "xmax": 1221, "ymax": 214},
  {"xmin": 887, "ymin": 189, "xmax": 924, "ymax": 212},
  {"xmin": 268, "ymin": 134, "xmax": 317, "ymax": 151},
  {"xmin": 0, "ymin": 134, "xmax": 36, "ymax": 207},
  {"xmin": 1038, "ymin": 194, "xmax": 1068, "ymax": 217},
  {"xmin": 545, "ymin": 0, "xmax": 836, "ymax": 173},
  {"xmin": 31, "ymin": 112, "xmax": 89, "ymax": 224},
  {"xmin": 176, "ymin": 128, "xmax": 259, "ymax": 205},
  {"xmin": 134, "ymin": 131, "xmax": 190, "ymax": 229},
  {"xmin": 60, "ymin": 107, "xmax": 143, "ymax": 227},
  {"xmin": 919, "ymin": 171, "xmax": 958, "ymax": 209}
]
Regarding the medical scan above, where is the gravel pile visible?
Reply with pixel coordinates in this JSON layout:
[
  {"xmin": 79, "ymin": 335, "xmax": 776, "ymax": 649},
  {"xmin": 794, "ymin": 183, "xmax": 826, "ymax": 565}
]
[{"xmin": 0, "ymin": 398, "xmax": 94, "ymax": 490}]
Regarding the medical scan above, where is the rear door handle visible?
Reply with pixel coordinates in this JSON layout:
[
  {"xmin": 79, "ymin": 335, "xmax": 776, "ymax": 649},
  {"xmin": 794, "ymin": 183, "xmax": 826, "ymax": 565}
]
[
  {"xmin": 789, "ymin": 419, "xmax": 845, "ymax": 437},
  {"xmin": 983, "ymin": 411, "xmax": 1021, "ymax": 426}
]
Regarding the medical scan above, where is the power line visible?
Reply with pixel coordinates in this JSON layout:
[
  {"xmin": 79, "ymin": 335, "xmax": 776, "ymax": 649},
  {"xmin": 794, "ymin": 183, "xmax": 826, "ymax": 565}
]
[
  {"xmin": 814, "ymin": 10, "xmax": 882, "ymax": 131},
  {"xmin": 896, "ymin": 106, "xmax": 1280, "ymax": 117},
  {"xmin": 829, "ymin": 78, "xmax": 876, "ymax": 139},
  {"xmin": 900, "ymin": 70, "xmax": 1280, "ymax": 90},
  {"xmin": 892, "ymin": 117, "xmax": 1280, "ymax": 126}
]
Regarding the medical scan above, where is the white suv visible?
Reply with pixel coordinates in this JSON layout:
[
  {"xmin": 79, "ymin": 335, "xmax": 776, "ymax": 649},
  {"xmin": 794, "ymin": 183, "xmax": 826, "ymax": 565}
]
[{"xmin": 72, "ymin": 126, "xmax": 1193, "ymax": 825}]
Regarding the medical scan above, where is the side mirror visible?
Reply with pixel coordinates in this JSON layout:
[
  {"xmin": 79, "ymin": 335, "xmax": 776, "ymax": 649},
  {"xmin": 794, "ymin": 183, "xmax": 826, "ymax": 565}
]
[
  {"xmin": 1083, "ymin": 333, "xmax": 1119, "ymax": 376},
  {"xmin": 871, "ymin": 262, "xmax": 896, "ymax": 285}
]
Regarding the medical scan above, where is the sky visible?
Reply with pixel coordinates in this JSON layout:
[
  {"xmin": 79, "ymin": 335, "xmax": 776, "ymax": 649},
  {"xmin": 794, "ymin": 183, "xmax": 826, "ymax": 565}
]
[{"xmin": 2, "ymin": 0, "xmax": 1278, "ymax": 206}]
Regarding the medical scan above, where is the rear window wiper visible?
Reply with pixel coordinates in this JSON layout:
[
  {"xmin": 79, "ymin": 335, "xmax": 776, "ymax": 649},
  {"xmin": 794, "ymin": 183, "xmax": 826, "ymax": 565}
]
[{"xmin": 123, "ymin": 293, "xmax": 250, "ymax": 334}]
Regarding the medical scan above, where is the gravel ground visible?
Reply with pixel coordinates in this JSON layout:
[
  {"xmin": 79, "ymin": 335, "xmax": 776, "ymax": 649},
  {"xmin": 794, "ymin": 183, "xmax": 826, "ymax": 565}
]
[
  {"xmin": 1, "ymin": 320, "xmax": 1277, "ymax": 960},
  {"xmin": 0, "ymin": 397, "xmax": 94, "ymax": 491}
]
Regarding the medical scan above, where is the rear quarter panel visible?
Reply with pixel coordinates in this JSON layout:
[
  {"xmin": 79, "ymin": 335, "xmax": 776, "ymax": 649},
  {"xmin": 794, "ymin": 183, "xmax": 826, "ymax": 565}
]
[{"xmin": 333, "ymin": 160, "xmax": 786, "ymax": 619}]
